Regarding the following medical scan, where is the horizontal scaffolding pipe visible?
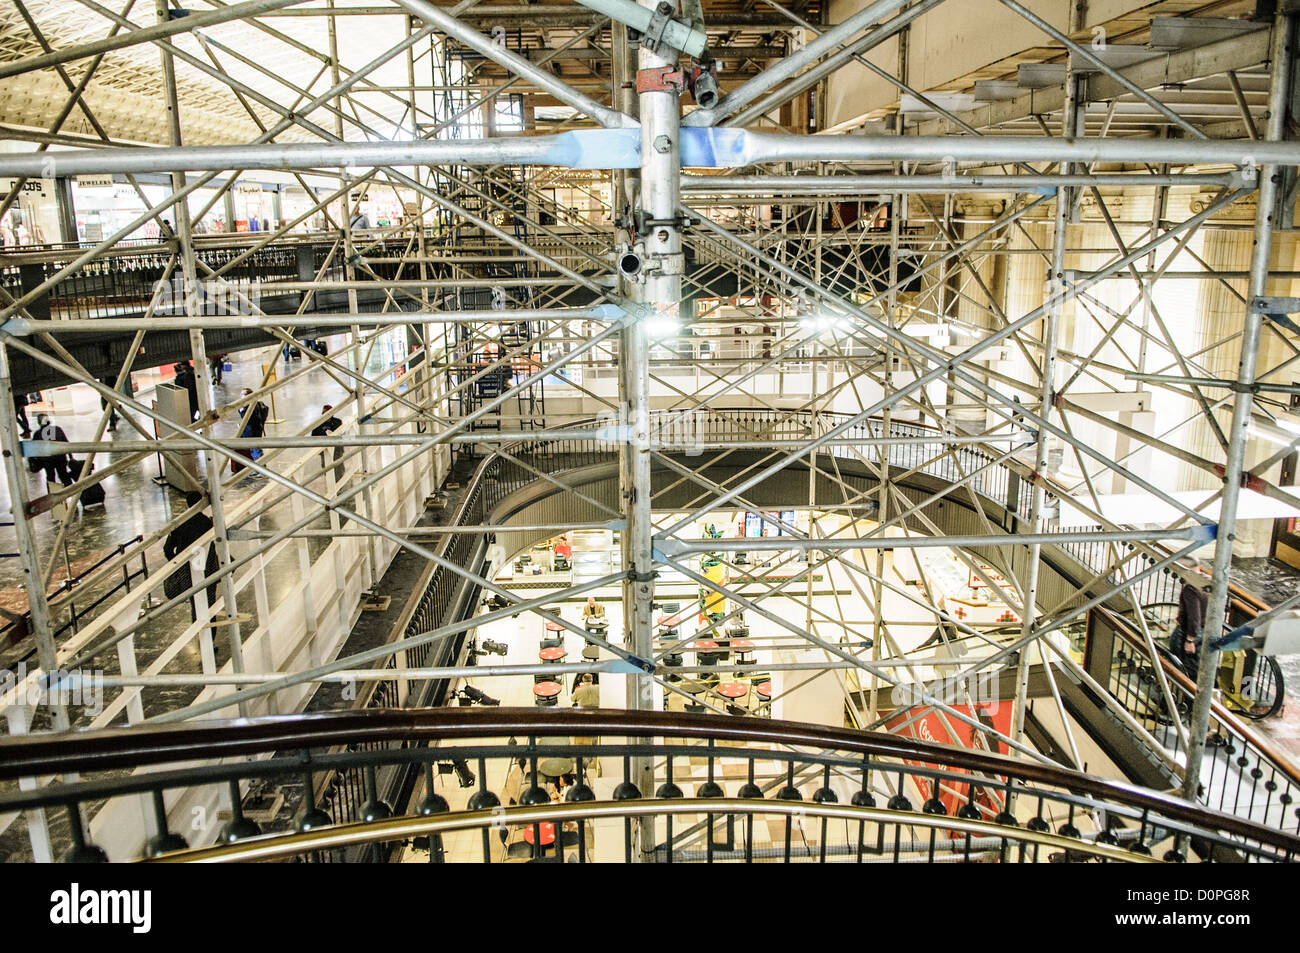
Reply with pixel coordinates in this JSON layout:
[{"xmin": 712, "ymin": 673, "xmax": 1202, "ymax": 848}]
[
  {"xmin": 5, "ymin": 129, "xmax": 1292, "ymax": 178},
  {"xmin": 679, "ymin": 172, "xmax": 1251, "ymax": 194},
  {"xmin": 227, "ymin": 522, "xmax": 617, "ymax": 539},
  {"xmin": 28, "ymin": 431, "xmax": 1027, "ymax": 456},
  {"xmin": 55, "ymin": 656, "xmax": 968, "ymax": 690},
  {"xmin": 694, "ymin": 131, "xmax": 1284, "ymax": 170},
  {"xmin": 0, "ymin": 134, "xmax": 637, "ymax": 177},
  {"xmin": 0, "ymin": 306, "xmax": 622, "ymax": 336},
  {"xmin": 24, "ymin": 430, "xmax": 618, "ymax": 455},
  {"xmin": 658, "ymin": 434, "xmax": 1024, "ymax": 450},
  {"xmin": 658, "ymin": 525, "xmax": 1216, "ymax": 554},
  {"xmin": 243, "ymin": 278, "xmax": 580, "ymax": 291}
]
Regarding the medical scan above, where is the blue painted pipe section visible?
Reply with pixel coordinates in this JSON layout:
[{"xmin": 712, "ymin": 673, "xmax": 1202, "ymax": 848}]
[{"xmin": 551, "ymin": 129, "xmax": 640, "ymax": 169}]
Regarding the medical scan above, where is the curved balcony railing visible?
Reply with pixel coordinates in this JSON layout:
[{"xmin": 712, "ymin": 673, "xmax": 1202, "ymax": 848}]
[{"xmin": 0, "ymin": 709, "xmax": 1295, "ymax": 864}]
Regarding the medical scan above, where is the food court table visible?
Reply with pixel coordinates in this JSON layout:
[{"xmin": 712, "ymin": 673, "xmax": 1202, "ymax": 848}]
[
  {"xmin": 716, "ymin": 681, "xmax": 749, "ymax": 700},
  {"xmin": 522, "ymin": 822, "xmax": 556, "ymax": 846},
  {"xmin": 532, "ymin": 681, "xmax": 562, "ymax": 706},
  {"xmin": 539, "ymin": 646, "xmax": 567, "ymax": 662}
]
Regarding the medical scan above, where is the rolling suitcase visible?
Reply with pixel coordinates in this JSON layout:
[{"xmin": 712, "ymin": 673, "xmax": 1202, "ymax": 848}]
[{"xmin": 69, "ymin": 459, "xmax": 105, "ymax": 507}]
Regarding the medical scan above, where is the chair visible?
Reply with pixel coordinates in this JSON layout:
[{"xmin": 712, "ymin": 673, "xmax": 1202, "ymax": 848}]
[{"xmin": 504, "ymin": 841, "xmax": 535, "ymax": 862}]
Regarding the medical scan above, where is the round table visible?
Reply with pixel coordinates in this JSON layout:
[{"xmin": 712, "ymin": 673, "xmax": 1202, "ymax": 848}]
[
  {"xmin": 755, "ymin": 681, "xmax": 772, "ymax": 699},
  {"xmin": 544, "ymin": 621, "xmax": 563, "ymax": 632},
  {"xmin": 657, "ymin": 613, "xmax": 685, "ymax": 629},
  {"xmin": 539, "ymin": 646, "xmax": 567, "ymax": 662},
  {"xmin": 693, "ymin": 639, "xmax": 721, "ymax": 667},
  {"xmin": 538, "ymin": 738, "xmax": 576, "ymax": 779},
  {"xmin": 716, "ymin": 681, "xmax": 749, "ymax": 700},
  {"xmin": 533, "ymin": 681, "xmax": 562, "ymax": 706},
  {"xmin": 581, "ymin": 645, "xmax": 601, "ymax": 661},
  {"xmin": 730, "ymin": 639, "xmax": 756, "ymax": 663},
  {"xmin": 522, "ymin": 822, "xmax": 556, "ymax": 846}
]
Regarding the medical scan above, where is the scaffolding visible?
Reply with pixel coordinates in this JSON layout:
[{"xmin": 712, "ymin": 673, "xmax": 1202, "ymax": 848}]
[{"xmin": 0, "ymin": 0, "xmax": 1297, "ymax": 861}]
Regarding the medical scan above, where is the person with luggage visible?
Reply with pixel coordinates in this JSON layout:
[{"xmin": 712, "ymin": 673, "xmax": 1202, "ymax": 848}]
[
  {"xmin": 34, "ymin": 413, "xmax": 73, "ymax": 486},
  {"xmin": 163, "ymin": 490, "xmax": 219, "ymax": 622},
  {"xmin": 231, "ymin": 389, "xmax": 269, "ymax": 474},
  {"xmin": 67, "ymin": 457, "xmax": 105, "ymax": 509}
]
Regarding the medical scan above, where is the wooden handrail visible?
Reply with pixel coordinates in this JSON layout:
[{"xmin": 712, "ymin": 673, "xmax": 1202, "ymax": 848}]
[{"xmin": 1095, "ymin": 605, "xmax": 1300, "ymax": 788}]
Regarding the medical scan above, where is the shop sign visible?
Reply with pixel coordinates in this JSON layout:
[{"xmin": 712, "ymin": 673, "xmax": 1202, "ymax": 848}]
[
  {"xmin": 75, "ymin": 174, "xmax": 114, "ymax": 188},
  {"xmin": 968, "ymin": 565, "xmax": 1008, "ymax": 589},
  {"xmin": 0, "ymin": 177, "xmax": 50, "ymax": 195}
]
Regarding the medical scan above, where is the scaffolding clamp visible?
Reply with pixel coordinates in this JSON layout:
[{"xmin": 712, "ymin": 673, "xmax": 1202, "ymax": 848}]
[
  {"xmin": 629, "ymin": 2, "xmax": 702, "ymax": 58},
  {"xmin": 636, "ymin": 65, "xmax": 687, "ymax": 95}
]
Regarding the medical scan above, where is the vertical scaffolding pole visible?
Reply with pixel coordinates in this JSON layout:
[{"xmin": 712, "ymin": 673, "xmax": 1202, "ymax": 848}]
[
  {"xmin": 624, "ymin": 0, "xmax": 684, "ymax": 860},
  {"xmin": 156, "ymin": 0, "xmax": 249, "ymax": 713},
  {"xmin": 1182, "ymin": 12, "xmax": 1295, "ymax": 802},
  {"xmin": 1011, "ymin": 56, "xmax": 1083, "ymax": 743},
  {"xmin": 0, "ymin": 347, "xmax": 68, "ymax": 736}
]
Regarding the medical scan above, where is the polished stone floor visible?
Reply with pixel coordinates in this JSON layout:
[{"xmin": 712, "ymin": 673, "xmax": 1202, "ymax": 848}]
[{"xmin": 0, "ymin": 330, "xmax": 411, "ymax": 658}]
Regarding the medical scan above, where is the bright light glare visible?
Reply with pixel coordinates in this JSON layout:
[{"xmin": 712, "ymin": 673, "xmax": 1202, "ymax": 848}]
[
  {"xmin": 799, "ymin": 313, "xmax": 849, "ymax": 335},
  {"xmin": 646, "ymin": 316, "xmax": 680, "ymax": 339}
]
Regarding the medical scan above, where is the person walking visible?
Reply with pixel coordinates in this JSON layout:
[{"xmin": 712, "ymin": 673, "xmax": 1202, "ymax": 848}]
[
  {"xmin": 173, "ymin": 362, "xmax": 199, "ymax": 422},
  {"xmin": 231, "ymin": 388, "xmax": 269, "ymax": 474},
  {"xmin": 1171, "ymin": 570, "xmax": 1211, "ymax": 682},
  {"xmin": 571, "ymin": 673, "xmax": 601, "ymax": 777},
  {"xmin": 97, "ymin": 375, "xmax": 121, "ymax": 431},
  {"xmin": 13, "ymin": 392, "xmax": 30, "ymax": 438},
  {"xmin": 34, "ymin": 413, "xmax": 73, "ymax": 485},
  {"xmin": 209, "ymin": 354, "xmax": 227, "ymax": 385},
  {"xmin": 311, "ymin": 404, "xmax": 344, "ymax": 481},
  {"xmin": 162, "ymin": 491, "xmax": 220, "ymax": 622}
]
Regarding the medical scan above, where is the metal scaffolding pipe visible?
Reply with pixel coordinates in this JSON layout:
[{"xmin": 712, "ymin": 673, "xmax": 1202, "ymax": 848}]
[
  {"xmin": 1181, "ymin": 12, "xmax": 1295, "ymax": 802},
  {"xmin": 682, "ymin": 0, "xmax": 915, "ymax": 126},
  {"xmin": 572, "ymin": 0, "xmax": 706, "ymax": 56},
  {"xmin": 7, "ymin": 131, "xmax": 1296, "ymax": 179},
  {"xmin": 679, "ymin": 172, "xmax": 1252, "ymax": 194},
  {"xmin": 0, "ymin": 0, "xmax": 308, "ymax": 81},
  {"xmin": 390, "ymin": 0, "xmax": 636, "ymax": 128},
  {"xmin": 0, "ymin": 306, "xmax": 620, "ymax": 336},
  {"xmin": 659, "ymin": 526, "xmax": 1214, "ymax": 554}
]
